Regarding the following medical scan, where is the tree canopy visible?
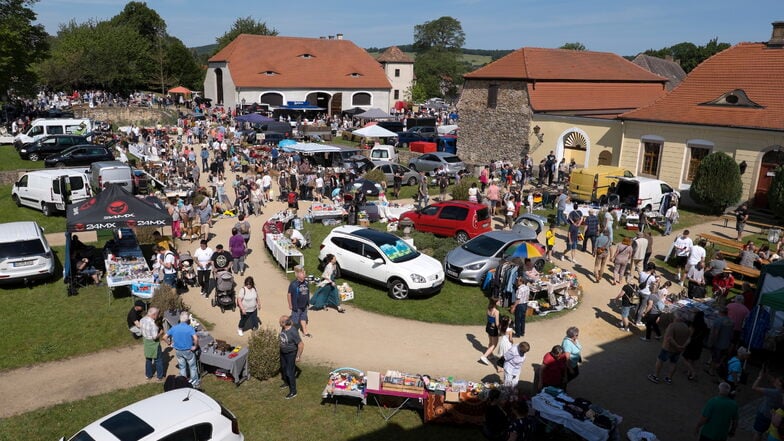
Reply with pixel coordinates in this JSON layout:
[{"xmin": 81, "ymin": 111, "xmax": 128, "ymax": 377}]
[
  {"xmin": 643, "ymin": 38, "xmax": 730, "ymax": 72},
  {"xmin": 412, "ymin": 16, "xmax": 467, "ymax": 99},
  {"xmin": 0, "ymin": 0, "xmax": 49, "ymax": 98},
  {"xmin": 560, "ymin": 42, "xmax": 587, "ymax": 51},
  {"xmin": 413, "ymin": 16, "xmax": 465, "ymax": 52},
  {"xmin": 215, "ymin": 16, "xmax": 278, "ymax": 53},
  {"xmin": 690, "ymin": 152, "xmax": 743, "ymax": 214}
]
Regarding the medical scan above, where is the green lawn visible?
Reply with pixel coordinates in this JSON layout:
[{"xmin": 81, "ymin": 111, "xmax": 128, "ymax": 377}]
[
  {"xmin": 0, "ymin": 184, "xmax": 68, "ymax": 233},
  {"xmin": 0, "ymin": 144, "xmax": 44, "ymax": 172},
  {"xmin": 0, "ymin": 246, "xmax": 135, "ymax": 371},
  {"xmin": 0, "ymin": 369, "xmax": 479, "ymax": 441}
]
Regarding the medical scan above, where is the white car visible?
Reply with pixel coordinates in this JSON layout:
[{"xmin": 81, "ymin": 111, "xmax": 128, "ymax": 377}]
[
  {"xmin": 61, "ymin": 389, "xmax": 244, "ymax": 441},
  {"xmin": 318, "ymin": 226, "xmax": 444, "ymax": 299},
  {"xmin": 0, "ymin": 221, "xmax": 55, "ymax": 285}
]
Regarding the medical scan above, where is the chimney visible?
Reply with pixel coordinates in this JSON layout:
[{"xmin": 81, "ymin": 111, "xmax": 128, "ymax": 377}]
[
  {"xmin": 336, "ymin": 33, "xmax": 343, "ymax": 40},
  {"xmin": 769, "ymin": 21, "xmax": 784, "ymax": 47},
  {"xmin": 328, "ymin": 35, "xmax": 334, "ymax": 40}
]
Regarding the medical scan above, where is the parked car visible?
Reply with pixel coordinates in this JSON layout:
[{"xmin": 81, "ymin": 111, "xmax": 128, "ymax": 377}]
[
  {"xmin": 399, "ymin": 201, "xmax": 491, "ymax": 243},
  {"xmin": 0, "ymin": 221, "xmax": 55, "ymax": 285},
  {"xmin": 614, "ymin": 177, "xmax": 679, "ymax": 212},
  {"xmin": 13, "ymin": 118, "xmax": 92, "ymax": 148},
  {"xmin": 444, "ymin": 229, "xmax": 544, "ymax": 285},
  {"xmin": 12, "ymin": 169, "xmax": 92, "ymax": 216},
  {"xmin": 408, "ymin": 152, "xmax": 465, "ymax": 177},
  {"xmin": 370, "ymin": 145, "xmax": 398, "ymax": 164},
  {"xmin": 17, "ymin": 134, "xmax": 89, "ymax": 161},
  {"xmin": 318, "ymin": 226, "xmax": 444, "ymax": 299},
  {"xmin": 569, "ymin": 165, "xmax": 634, "ymax": 203},
  {"xmin": 344, "ymin": 155, "xmax": 374, "ymax": 174},
  {"xmin": 345, "ymin": 178, "xmax": 383, "ymax": 197},
  {"xmin": 512, "ymin": 212, "xmax": 548, "ymax": 235},
  {"xmin": 44, "ymin": 144, "xmax": 114, "ymax": 168},
  {"xmin": 90, "ymin": 160, "xmax": 133, "ymax": 192},
  {"xmin": 371, "ymin": 163, "xmax": 420, "ymax": 187},
  {"xmin": 60, "ymin": 389, "xmax": 244, "ymax": 441},
  {"xmin": 396, "ymin": 126, "xmax": 438, "ymax": 146}
]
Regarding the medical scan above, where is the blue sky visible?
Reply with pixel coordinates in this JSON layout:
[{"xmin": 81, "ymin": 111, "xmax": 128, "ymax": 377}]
[{"xmin": 34, "ymin": 0, "xmax": 781, "ymax": 55}]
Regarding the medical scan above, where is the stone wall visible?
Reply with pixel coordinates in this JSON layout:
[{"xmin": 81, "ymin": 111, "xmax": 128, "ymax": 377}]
[
  {"xmin": 457, "ymin": 79, "xmax": 532, "ymax": 166},
  {"xmin": 73, "ymin": 106, "xmax": 177, "ymax": 126}
]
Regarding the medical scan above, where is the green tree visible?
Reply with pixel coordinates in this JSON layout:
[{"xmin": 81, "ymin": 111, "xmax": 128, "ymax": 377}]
[
  {"xmin": 643, "ymin": 38, "xmax": 730, "ymax": 72},
  {"xmin": 412, "ymin": 17, "xmax": 466, "ymax": 99},
  {"xmin": 109, "ymin": 1, "xmax": 166, "ymax": 43},
  {"xmin": 768, "ymin": 165, "xmax": 784, "ymax": 220},
  {"xmin": 215, "ymin": 16, "xmax": 278, "ymax": 53},
  {"xmin": 0, "ymin": 0, "xmax": 49, "ymax": 98},
  {"xmin": 690, "ymin": 152, "xmax": 743, "ymax": 214},
  {"xmin": 413, "ymin": 16, "xmax": 465, "ymax": 52},
  {"xmin": 560, "ymin": 42, "xmax": 587, "ymax": 51}
]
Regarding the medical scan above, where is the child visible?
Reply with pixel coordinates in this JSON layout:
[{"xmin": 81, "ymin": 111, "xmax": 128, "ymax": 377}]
[{"xmin": 545, "ymin": 224, "xmax": 556, "ymax": 262}]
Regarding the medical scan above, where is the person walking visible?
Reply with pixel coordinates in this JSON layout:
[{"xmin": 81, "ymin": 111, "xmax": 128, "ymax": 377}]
[
  {"xmin": 663, "ymin": 203, "xmax": 678, "ymax": 236},
  {"xmin": 640, "ymin": 279, "xmax": 666, "ymax": 341},
  {"xmin": 193, "ymin": 240, "xmax": 213, "ymax": 297},
  {"xmin": 511, "ymin": 277, "xmax": 529, "ymax": 338},
  {"xmin": 234, "ymin": 214, "xmax": 251, "ymax": 246},
  {"xmin": 635, "ymin": 262, "xmax": 658, "ymax": 327},
  {"xmin": 140, "ymin": 307, "xmax": 165, "ymax": 381},
  {"xmin": 494, "ymin": 316, "xmax": 514, "ymax": 374},
  {"xmin": 417, "ymin": 171, "xmax": 429, "ymax": 210},
  {"xmin": 310, "ymin": 254, "xmax": 345, "ymax": 313},
  {"xmin": 278, "ymin": 315, "xmax": 304, "ymax": 400},
  {"xmin": 288, "ymin": 265, "xmax": 311, "ymax": 337},
  {"xmin": 545, "ymin": 224, "xmax": 556, "ymax": 261},
  {"xmin": 229, "ymin": 227, "xmax": 246, "ymax": 276},
  {"xmin": 611, "ymin": 237, "xmax": 633, "ymax": 286},
  {"xmin": 695, "ymin": 382, "xmax": 738, "ymax": 441},
  {"xmin": 735, "ymin": 204, "xmax": 749, "ymax": 241},
  {"xmin": 582, "ymin": 209, "xmax": 599, "ymax": 254},
  {"xmin": 593, "ymin": 229, "xmax": 611, "ymax": 283},
  {"xmin": 562, "ymin": 327, "xmax": 582, "ymax": 386},
  {"xmin": 236, "ymin": 276, "xmax": 260, "ymax": 336},
  {"xmin": 683, "ymin": 310, "xmax": 710, "ymax": 381},
  {"xmin": 165, "ymin": 311, "xmax": 200, "ymax": 388},
  {"xmin": 613, "ymin": 276, "xmax": 636, "ymax": 332},
  {"xmin": 631, "ymin": 232, "xmax": 648, "ymax": 278},
  {"xmin": 503, "ymin": 341, "xmax": 531, "ymax": 386},
  {"xmin": 479, "ymin": 297, "xmax": 501, "ymax": 366},
  {"xmin": 647, "ymin": 315, "xmax": 691, "ymax": 385}
]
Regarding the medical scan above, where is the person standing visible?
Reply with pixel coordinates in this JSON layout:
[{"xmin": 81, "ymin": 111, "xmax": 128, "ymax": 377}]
[
  {"xmin": 278, "ymin": 315, "xmax": 304, "ymax": 400},
  {"xmin": 664, "ymin": 203, "xmax": 678, "ymax": 236},
  {"xmin": 234, "ymin": 214, "xmax": 252, "ymax": 246},
  {"xmin": 494, "ymin": 316, "xmax": 514, "ymax": 374},
  {"xmin": 538, "ymin": 345, "xmax": 568, "ymax": 391},
  {"xmin": 417, "ymin": 170, "xmax": 429, "ymax": 210},
  {"xmin": 511, "ymin": 277, "xmax": 529, "ymax": 338},
  {"xmin": 236, "ymin": 276, "xmax": 260, "ymax": 336},
  {"xmin": 582, "ymin": 209, "xmax": 599, "ymax": 254},
  {"xmin": 647, "ymin": 315, "xmax": 691, "ymax": 385},
  {"xmin": 160, "ymin": 246, "xmax": 178, "ymax": 288},
  {"xmin": 140, "ymin": 307, "xmax": 165, "ymax": 381},
  {"xmin": 166, "ymin": 311, "xmax": 200, "ymax": 388},
  {"xmin": 683, "ymin": 311, "xmax": 710, "ymax": 381},
  {"xmin": 687, "ymin": 262, "xmax": 707, "ymax": 299},
  {"xmin": 480, "ymin": 297, "xmax": 501, "ymax": 366},
  {"xmin": 611, "ymin": 237, "xmax": 634, "ymax": 286},
  {"xmin": 545, "ymin": 224, "xmax": 556, "ymax": 262},
  {"xmin": 127, "ymin": 300, "xmax": 145, "ymax": 338},
  {"xmin": 631, "ymin": 232, "xmax": 648, "ymax": 278},
  {"xmin": 707, "ymin": 307, "xmax": 735, "ymax": 377},
  {"xmin": 695, "ymin": 382, "xmax": 738, "ymax": 441},
  {"xmin": 613, "ymin": 276, "xmax": 636, "ymax": 332},
  {"xmin": 504, "ymin": 196, "xmax": 516, "ymax": 230},
  {"xmin": 640, "ymin": 279, "xmax": 666, "ymax": 341},
  {"xmin": 735, "ymin": 204, "xmax": 749, "ymax": 241},
  {"xmin": 503, "ymin": 341, "xmax": 530, "ymax": 386},
  {"xmin": 288, "ymin": 265, "xmax": 311, "ymax": 337},
  {"xmin": 643, "ymin": 229, "xmax": 654, "ymax": 269},
  {"xmin": 685, "ymin": 239, "xmax": 707, "ymax": 286},
  {"xmin": 196, "ymin": 200, "xmax": 212, "ymax": 241},
  {"xmin": 673, "ymin": 230, "xmax": 694, "ymax": 283},
  {"xmin": 393, "ymin": 167, "xmax": 403, "ymax": 199},
  {"xmin": 562, "ymin": 327, "xmax": 582, "ymax": 386},
  {"xmin": 556, "ymin": 190, "xmax": 568, "ymax": 226},
  {"xmin": 229, "ymin": 227, "xmax": 246, "ymax": 276},
  {"xmin": 193, "ymin": 240, "xmax": 213, "ymax": 297},
  {"xmin": 486, "ymin": 179, "xmax": 501, "ymax": 215},
  {"xmin": 594, "ymin": 229, "xmax": 611, "ymax": 283}
]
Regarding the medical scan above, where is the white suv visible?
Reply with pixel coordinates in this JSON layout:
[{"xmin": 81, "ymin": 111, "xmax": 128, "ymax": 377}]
[
  {"xmin": 0, "ymin": 221, "xmax": 55, "ymax": 285},
  {"xmin": 318, "ymin": 226, "xmax": 444, "ymax": 299},
  {"xmin": 62, "ymin": 389, "xmax": 244, "ymax": 441}
]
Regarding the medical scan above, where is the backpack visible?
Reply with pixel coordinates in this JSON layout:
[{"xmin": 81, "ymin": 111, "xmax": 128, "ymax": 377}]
[{"xmin": 239, "ymin": 221, "xmax": 250, "ymax": 235}]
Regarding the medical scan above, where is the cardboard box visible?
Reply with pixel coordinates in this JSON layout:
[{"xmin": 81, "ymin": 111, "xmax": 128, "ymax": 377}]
[
  {"xmin": 359, "ymin": 219, "xmax": 370, "ymax": 227},
  {"xmin": 445, "ymin": 391, "xmax": 460, "ymax": 403}
]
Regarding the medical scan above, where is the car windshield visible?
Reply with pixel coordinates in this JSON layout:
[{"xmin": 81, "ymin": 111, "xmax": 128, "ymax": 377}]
[
  {"xmin": 442, "ymin": 156, "xmax": 461, "ymax": 163},
  {"xmin": 476, "ymin": 207, "xmax": 490, "ymax": 221},
  {"xmin": 68, "ymin": 432, "xmax": 96, "ymax": 441},
  {"xmin": 376, "ymin": 238, "xmax": 420, "ymax": 263},
  {"xmin": 0, "ymin": 239, "xmax": 45, "ymax": 260},
  {"xmin": 99, "ymin": 411, "xmax": 154, "ymax": 441},
  {"xmin": 461, "ymin": 235, "xmax": 505, "ymax": 257}
]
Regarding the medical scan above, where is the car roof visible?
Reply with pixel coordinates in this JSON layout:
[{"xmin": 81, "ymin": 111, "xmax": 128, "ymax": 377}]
[
  {"xmin": 331, "ymin": 226, "xmax": 396, "ymax": 242},
  {"xmin": 0, "ymin": 221, "xmax": 43, "ymax": 242},
  {"xmin": 480, "ymin": 230, "xmax": 536, "ymax": 242},
  {"xmin": 81, "ymin": 389, "xmax": 220, "ymax": 439},
  {"xmin": 430, "ymin": 201, "xmax": 486, "ymax": 209},
  {"xmin": 24, "ymin": 169, "xmax": 88, "ymax": 178},
  {"xmin": 430, "ymin": 152, "xmax": 459, "ymax": 159}
]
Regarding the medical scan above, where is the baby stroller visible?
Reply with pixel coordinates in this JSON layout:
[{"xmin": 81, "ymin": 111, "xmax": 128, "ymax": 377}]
[
  {"xmin": 177, "ymin": 251, "xmax": 198, "ymax": 288},
  {"xmin": 211, "ymin": 271, "xmax": 236, "ymax": 313}
]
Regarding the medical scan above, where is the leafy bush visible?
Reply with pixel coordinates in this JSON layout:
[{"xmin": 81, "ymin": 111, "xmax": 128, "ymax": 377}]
[
  {"xmin": 364, "ymin": 169, "xmax": 386, "ymax": 186},
  {"xmin": 150, "ymin": 284, "xmax": 183, "ymax": 313},
  {"xmin": 690, "ymin": 152, "xmax": 742, "ymax": 214},
  {"xmin": 768, "ymin": 165, "xmax": 784, "ymax": 220},
  {"xmin": 247, "ymin": 326, "xmax": 281, "ymax": 381},
  {"xmin": 451, "ymin": 176, "xmax": 479, "ymax": 201}
]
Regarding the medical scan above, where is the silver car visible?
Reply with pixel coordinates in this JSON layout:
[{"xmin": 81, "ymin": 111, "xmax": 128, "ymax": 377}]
[
  {"xmin": 444, "ymin": 229, "xmax": 544, "ymax": 285},
  {"xmin": 408, "ymin": 152, "xmax": 465, "ymax": 176},
  {"xmin": 371, "ymin": 162, "xmax": 420, "ymax": 187},
  {"xmin": 513, "ymin": 213, "xmax": 548, "ymax": 235}
]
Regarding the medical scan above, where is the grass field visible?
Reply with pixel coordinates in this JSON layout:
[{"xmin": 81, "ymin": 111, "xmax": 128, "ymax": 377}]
[
  {"xmin": 0, "ymin": 371, "xmax": 480, "ymax": 441},
  {"xmin": 0, "ymin": 184, "xmax": 68, "ymax": 233},
  {"xmin": 0, "ymin": 144, "xmax": 44, "ymax": 172}
]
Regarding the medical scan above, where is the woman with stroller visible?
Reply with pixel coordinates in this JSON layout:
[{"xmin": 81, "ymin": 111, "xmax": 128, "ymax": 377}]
[
  {"xmin": 310, "ymin": 254, "xmax": 345, "ymax": 313},
  {"xmin": 237, "ymin": 276, "xmax": 260, "ymax": 336}
]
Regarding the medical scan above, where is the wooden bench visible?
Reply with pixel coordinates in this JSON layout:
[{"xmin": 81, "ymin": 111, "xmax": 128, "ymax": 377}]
[
  {"xmin": 698, "ymin": 233, "xmax": 745, "ymax": 251},
  {"xmin": 724, "ymin": 261, "xmax": 760, "ymax": 279},
  {"xmin": 746, "ymin": 219, "xmax": 781, "ymax": 232}
]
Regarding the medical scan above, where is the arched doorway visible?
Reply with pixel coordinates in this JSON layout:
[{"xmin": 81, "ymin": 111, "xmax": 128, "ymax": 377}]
[
  {"xmin": 214, "ymin": 68, "xmax": 224, "ymax": 105},
  {"xmin": 555, "ymin": 128, "xmax": 591, "ymax": 167},
  {"xmin": 597, "ymin": 150, "xmax": 613, "ymax": 166},
  {"xmin": 260, "ymin": 92, "xmax": 283, "ymax": 108},
  {"xmin": 754, "ymin": 148, "xmax": 784, "ymax": 207},
  {"xmin": 306, "ymin": 92, "xmax": 331, "ymax": 113},
  {"xmin": 330, "ymin": 93, "xmax": 343, "ymax": 115}
]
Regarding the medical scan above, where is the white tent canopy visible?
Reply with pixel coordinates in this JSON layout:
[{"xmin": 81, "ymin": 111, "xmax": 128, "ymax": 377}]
[
  {"xmin": 354, "ymin": 108, "xmax": 393, "ymax": 119},
  {"xmin": 352, "ymin": 125, "xmax": 398, "ymax": 138},
  {"xmin": 280, "ymin": 142, "xmax": 344, "ymax": 153}
]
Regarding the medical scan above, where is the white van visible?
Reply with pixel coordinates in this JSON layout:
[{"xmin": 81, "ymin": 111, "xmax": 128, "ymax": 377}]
[
  {"xmin": 90, "ymin": 161, "xmax": 133, "ymax": 192},
  {"xmin": 0, "ymin": 221, "xmax": 55, "ymax": 284},
  {"xmin": 370, "ymin": 145, "xmax": 398, "ymax": 164},
  {"xmin": 13, "ymin": 118, "xmax": 93, "ymax": 147},
  {"xmin": 615, "ymin": 177, "xmax": 679, "ymax": 212},
  {"xmin": 12, "ymin": 169, "xmax": 92, "ymax": 216}
]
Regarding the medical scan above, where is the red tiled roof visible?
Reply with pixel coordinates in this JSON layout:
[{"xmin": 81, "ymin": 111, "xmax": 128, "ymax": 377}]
[
  {"xmin": 622, "ymin": 43, "xmax": 784, "ymax": 131},
  {"xmin": 528, "ymin": 82, "xmax": 667, "ymax": 113},
  {"xmin": 465, "ymin": 47, "xmax": 666, "ymax": 82},
  {"xmin": 377, "ymin": 46, "xmax": 414, "ymax": 63},
  {"xmin": 209, "ymin": 34, "xmax": 391, "ymax": 89}
]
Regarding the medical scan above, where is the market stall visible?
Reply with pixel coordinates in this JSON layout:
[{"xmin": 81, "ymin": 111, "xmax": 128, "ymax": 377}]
[
  {"xmin": 262, "ymin": 210, "xmax": 295, "ymax": 240},
  {"xmin": 307, "ymin": 202, "xmax": 345, "ymax": 224},
  {"xmin": 531, "ymin": 389, "xmax": 621, "ymax": 441},
  {"xmin": 265, "ymin": 233, "xmax": 304, "ymax": 273}
]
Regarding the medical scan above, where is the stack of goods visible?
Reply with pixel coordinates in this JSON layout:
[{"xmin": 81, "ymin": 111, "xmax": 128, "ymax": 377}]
[
  {"xmin": 106, "ymin": 256, "xmax": 153, "ymax": 285},
  {"xmin": 322, "ymin": 368, "xmax": 365, "ymax": 398},
  {"xmin": 383, "ymin": 370, "xmax": 424, "ymax": 393},
  {"xmin": 338, "ymin": 283, "xmax": 354, "ymax": 302}
]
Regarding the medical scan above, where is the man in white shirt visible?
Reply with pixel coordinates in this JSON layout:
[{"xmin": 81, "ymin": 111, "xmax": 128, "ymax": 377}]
[
  {"xmin": 193, "ymin": 240, "xmax": 213, "ymax": 297},
  {"xmin": 663, "ymin": 204, "xmax": 678, "ymax": 236},
  {"xmin": 673, "ymin": 230, "xmax": 694, "ymax": 283},
  {"xmin": 685, "ymin": 239, "xmax": 707, "ymax": 286}
]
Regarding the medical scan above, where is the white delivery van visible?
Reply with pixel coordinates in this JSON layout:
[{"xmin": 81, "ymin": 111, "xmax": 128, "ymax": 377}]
[
  {"xmin": 615, "ymin": 177, "xmax": 679, "ymax": 212},
  {"xmin": 90, "ymin": 161, "xmax": 133, "ymax": 192},
  {"xmin": 370, "ymin": 145, "xmax": 398, "ymax": 164},
  {"xmin": 11, "ymin": 169, "xmax": 92, "ymax": 216},
  {"xmin": 0, "ymin": 221, "xmax": 55, "ymax": 285},
  {"xmin": 13, "ymin": 118, "xmax": 93, "ymax": 148}
]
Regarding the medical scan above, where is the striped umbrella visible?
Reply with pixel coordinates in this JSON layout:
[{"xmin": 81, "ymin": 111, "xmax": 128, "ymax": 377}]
[{"xmin": 510, "ymin": 242, "xmax": 545, "ymax": 259}]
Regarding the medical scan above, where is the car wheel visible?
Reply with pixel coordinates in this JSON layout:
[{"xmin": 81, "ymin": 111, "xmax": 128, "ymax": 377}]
[
  {"xmin": 407, "ymin": 176, "xmax": 418, "ymax": 186},
  {"xmin": 41, "ymin": 203, "xmax": 52, "ymax": 217},
  {"xmin": 388, "ymin": 278, "xmax": 410, "ymax": 300},
  {"xmin": 55, "ymin": 162, "xmax": 65, "ymax": 168},
  {"xmin": 534, "ymin": 258, "xmax": 545, "ymax": 272},
  {"xmin": 409, "ymin": 163, "xmax": 417, "ymax": 171},
  {"xmin": 455, "ymin": 231, "xmax": 470, "ymax": 244},
  {"xmin": 29, "ymin": 153, "xmax": 39, "ymax": 161},
  {"xmin": 12, "ymin": 194, "xmax": 20, "ymax": 207}
]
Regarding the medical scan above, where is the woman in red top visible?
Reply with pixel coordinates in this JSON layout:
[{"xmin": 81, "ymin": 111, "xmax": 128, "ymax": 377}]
[{"xmin": 538, "ymin": 345, "xmax": 568, "ymax": 391}]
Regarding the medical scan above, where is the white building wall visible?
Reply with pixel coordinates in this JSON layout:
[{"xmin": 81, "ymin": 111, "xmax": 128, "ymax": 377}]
[{"xmin": 382, "ymin": 62, "xmax": 415, "ymax": 110}]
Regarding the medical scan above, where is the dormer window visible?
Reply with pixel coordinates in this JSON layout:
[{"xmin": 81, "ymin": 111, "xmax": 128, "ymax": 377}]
[
  {"xmin": 299, "ymin": 53, "xmax": 315, "ymax": 59},
  {"xmin": 260, "ymin": 71, "xmax": 279, "ymax": 76},
  {"xmin": 348, "ymin": 72, "xmax": 362, "ymax": 78},
  {"xmin": 700, "ymin": 89, "xmax": 763, "ymax": 108}
]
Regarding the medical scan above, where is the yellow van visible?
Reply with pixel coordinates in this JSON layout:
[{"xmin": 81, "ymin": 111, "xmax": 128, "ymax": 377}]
[{"xmin": 568, "ymin": 166, "xmax": 634, "ymax": 203}]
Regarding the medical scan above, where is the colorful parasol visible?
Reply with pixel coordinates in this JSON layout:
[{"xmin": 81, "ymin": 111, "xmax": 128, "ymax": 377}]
[{"xmin": 510, "ymin": 242, "xmax": 545, "ymax": 259}]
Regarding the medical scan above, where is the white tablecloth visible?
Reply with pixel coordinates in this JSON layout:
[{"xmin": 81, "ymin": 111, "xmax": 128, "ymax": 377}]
[
  {"xmin": 531, "ymin": 392, "xmax": 620, "ymax": 441},
  {"xmin": 265, "ymin": 234, "xmax": 303, "ymax": 273},
  {"xmin": 378, "ymin": 204, "xmax": 415, "ymax": 220}
]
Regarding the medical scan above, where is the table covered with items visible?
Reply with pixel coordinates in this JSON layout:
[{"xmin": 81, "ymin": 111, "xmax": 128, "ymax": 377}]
[
  {"xmin": 199, "ymin": 340, "xmax": 250, "ymax": 386},
  {"xmin": 265, "ymin": 233, "xmax": 304, "ymax": 273},
  {"xmin": 103, "ymin": 228, "xmax": 155, "ymax": 294},
  {"xmin": 532, "ymin": 388, "xmax": 621, "ymax": 441},
  {"xmin": 484, "ymin": 264, "xmax": 581, "ymax": 316},
  {"xmin": 307, "ymin": 202, "xmax": 346, "ymax": 223},
  {"xmin": 262, "ymin": 210, "xmax": 296, "ymax": 240}
]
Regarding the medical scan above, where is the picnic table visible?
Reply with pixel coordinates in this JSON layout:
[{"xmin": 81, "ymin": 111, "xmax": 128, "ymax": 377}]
[
  {"xmin": 698, "ymin": 233, "xmax": 745, "ymax": 251},
  {"xmin": 724, "ymin": 261, "xmax": 760, "ymax": 279}
]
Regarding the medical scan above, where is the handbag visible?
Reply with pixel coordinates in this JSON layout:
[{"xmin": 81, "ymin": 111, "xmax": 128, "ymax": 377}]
[{"xmin": 497, "ymin": 356, "xmax": 505, "ymax": 368}]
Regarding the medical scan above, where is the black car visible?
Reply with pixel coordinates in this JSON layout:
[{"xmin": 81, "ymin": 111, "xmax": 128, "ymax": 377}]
[
  {"xmin": 44, "ymin": 144, "xmax": 114, "ymax": 168},
  {"xmin": 18, "ymin": 134, "xmax": 89, "ymax": 161}
]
